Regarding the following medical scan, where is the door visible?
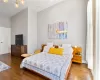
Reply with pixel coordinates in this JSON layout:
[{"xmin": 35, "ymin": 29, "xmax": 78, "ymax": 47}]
[{"xmin": 0, "ymin": 27, "xmax": 11, "ymax": 55}]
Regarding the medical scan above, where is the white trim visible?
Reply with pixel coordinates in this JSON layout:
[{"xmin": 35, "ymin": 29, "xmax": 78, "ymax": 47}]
[
  {"xmin": 94, "ymin": 0, "xmax": 100, "ymax": 80},
  {"xmin": 91, "ymin": 69, "xmax": 93, "ymax": 76},
  {"xmin": 86, "ymin": 0, "xmax": 93, "ymax": 70},
  {"xmin": 82, "ymin": 60, "xmax": 87, "ymax": 64}
]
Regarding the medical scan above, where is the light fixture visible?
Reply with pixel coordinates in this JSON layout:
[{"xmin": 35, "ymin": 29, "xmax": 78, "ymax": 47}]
[
  {"xmin": 74, "ymin": 46, "xmax": 78, "ymax": 48},
  {"xmin": 2, "ymin": 0, "xmax": 25, "ymax": 8},
  {"xmin": 15, "ymin": 0, "xmax": 25, "ymax": 8},
  {"xmin": 15, "ymin": 1, "xmax": 19, "ymax": 8},
  {"xmin": 3, "ymin": 0, "xmax": 8, "ymax": 3},
  {"xmin": 21, "ymin": 0, "xmax": 24, "ymax": 5}
]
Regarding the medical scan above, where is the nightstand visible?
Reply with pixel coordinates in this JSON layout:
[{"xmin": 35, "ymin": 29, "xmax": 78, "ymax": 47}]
[
  {"xmin": 72, "ymin": 55, "xmax": 82, "ymax": 63},
  {"xmin": 72, "ymin": 46, "xmax": 82, "ymax": 63}
]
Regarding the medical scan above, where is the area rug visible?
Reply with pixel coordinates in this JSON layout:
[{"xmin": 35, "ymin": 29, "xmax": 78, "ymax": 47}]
[{"xmin": 0, "ymin": 61, "xmax": 10, "ymax": 72}]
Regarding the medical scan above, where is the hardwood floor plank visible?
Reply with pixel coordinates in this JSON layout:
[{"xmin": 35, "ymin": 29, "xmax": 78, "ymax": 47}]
[{"xmin": 0, "ymin": 53, "xmax": 93, "ymax": 80}]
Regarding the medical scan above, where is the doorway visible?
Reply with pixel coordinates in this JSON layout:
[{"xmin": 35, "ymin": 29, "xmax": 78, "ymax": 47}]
[{"xmin": 0, "ymin": 27, "xmax": 11, "ymax": 54}]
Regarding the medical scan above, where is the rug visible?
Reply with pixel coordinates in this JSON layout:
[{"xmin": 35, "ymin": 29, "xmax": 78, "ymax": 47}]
[{"xmin": 0, "ymin": 61, "xmax": 10, "ymax": 72}]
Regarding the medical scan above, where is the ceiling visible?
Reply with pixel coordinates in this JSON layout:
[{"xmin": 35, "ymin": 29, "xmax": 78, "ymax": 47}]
[{"xmin": 0, "ymin": 0, "xmax": 65, "ymax": 17}]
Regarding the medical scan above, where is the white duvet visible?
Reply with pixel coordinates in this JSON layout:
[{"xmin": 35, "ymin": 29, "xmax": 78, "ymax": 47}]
[{"xmin": 20, "ymin": 52, "xmax": 72, "ymax": 77}]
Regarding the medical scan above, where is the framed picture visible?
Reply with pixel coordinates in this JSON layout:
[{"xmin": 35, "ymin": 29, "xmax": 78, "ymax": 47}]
[{"xmin": 48, "ymin": 22, "xmax": 68, "ymax": 39}]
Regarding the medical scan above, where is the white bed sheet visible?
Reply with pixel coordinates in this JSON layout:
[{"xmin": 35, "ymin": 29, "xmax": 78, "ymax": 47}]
[{"xmin": 20, "ymin": 52, "xmax": 73, "ymax": 80}]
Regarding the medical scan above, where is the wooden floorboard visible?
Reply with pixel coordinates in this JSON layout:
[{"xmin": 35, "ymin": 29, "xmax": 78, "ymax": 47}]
[{"xmin": 0, "ymin": 53, "xmax": 93, "ymax": 80}]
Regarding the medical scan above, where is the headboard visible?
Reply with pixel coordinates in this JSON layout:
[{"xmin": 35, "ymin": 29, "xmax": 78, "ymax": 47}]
[{"xmin": 40, "ymin": 44, "xmax": 82, "ymax": 55}]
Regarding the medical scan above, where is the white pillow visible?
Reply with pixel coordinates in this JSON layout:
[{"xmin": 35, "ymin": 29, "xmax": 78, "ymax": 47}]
[
  {"xmin": 61, "ymin": 46, "xmax": 73, "ymax": 55},
  {"xmin": 43, "ymin": 46, "xmax": 51, "ymax": 53},
  {"xmin": 62, "ymin": 44, "xmax": 71, "ymax": 48},
  {"xmin": 64, "ymin": 47, "xmax": 73, "ymax": 55},
  {"xmin": 47, "ymin": 42, "xmax": 53, "ymax": 47}
]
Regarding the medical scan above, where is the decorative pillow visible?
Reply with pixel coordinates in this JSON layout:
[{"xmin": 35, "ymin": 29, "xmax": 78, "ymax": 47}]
[
  {"xmin": 48, "ymin": 47, "xmax": 64, "ymax": 55},
  {"xmin": 43, "ymin": 46, "xmax": 51, "ymax": 53},
  {"xmin": 61, "ymin": 46, "xmax": 73, "ymax": 55},
  {"xmin": 47, "ymin": 42, "xmax": 53, "ymax": 47}
]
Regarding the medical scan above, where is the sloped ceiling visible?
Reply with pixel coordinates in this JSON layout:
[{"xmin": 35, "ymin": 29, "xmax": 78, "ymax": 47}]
[{"xmin": 0, "ymin": 0, "xmax": 65, "ymax": 17}]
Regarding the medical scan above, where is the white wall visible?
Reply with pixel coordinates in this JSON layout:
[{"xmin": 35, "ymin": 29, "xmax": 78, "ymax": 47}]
[
  {"xmin": 37, "ymin": 0, "xmax": 88, "ymax": 62},
  {"xmin": 28, "ymin": 8, "xmax": 37, "ymax": 53},
  {"xmin": 0, "ymin": 15, "xmax": 11, "ymax": 28},
  {"xmin": 11, "ymin": 8, "xmax": 28, "ymax": 45},
  {"xmin": 11, "ymin": 8, "xmax": 37, "ymax": 53}
]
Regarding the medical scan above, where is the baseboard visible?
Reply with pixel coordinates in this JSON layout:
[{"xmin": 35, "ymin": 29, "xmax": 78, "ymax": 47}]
[
  {"xmin": 91, "ymin": 69, "xmax": 93, "ymax": 75},
  {"xmin": 0, "ymin": 53, "xmax": 10, "ymax": 55},
  {"xmin": 82, "ymin": 60, "xmax": 87, "ymax": 64}
]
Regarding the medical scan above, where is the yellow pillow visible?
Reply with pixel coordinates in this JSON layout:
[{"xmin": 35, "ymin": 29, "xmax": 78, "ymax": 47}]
[{"xmin": 48, "ymin": 47, "xmax": 64, "ymax": 55}]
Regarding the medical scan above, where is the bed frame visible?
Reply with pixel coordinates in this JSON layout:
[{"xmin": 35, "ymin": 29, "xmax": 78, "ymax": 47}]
[
  {"xmin": 41, "ymin": 44, "xmax": 59, "ymax": 52},
  {"xmin": 64, "ymin": 61, "xmax": 72, "ymax": 80},
  {"xmin": 23, "ymin": 61, "xmax": 72, "ymax": 80},
  {"xmin": 22, "ymin": 44, "xmax": 72, "ymax": 80}
]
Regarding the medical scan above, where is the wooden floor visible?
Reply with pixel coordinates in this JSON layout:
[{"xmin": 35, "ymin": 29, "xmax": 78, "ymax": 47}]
[{"xmin": 0, "ymin": 53, "xmax": 93, "ymax": 80}]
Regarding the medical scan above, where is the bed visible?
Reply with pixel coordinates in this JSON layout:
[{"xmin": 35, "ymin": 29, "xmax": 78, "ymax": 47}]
[
  {"xmin": 20, "ymin": 43, "xmax": 73, "ymax": 80},
  {"xmin": 20, "ymin": 44, "xmax": 73, "ymax": 80}
]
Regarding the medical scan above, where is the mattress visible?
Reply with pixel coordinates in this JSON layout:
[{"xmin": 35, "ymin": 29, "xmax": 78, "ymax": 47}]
[{"xmin": 20, "ymin": 52, "xmax": 73, "ymax": 80}]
